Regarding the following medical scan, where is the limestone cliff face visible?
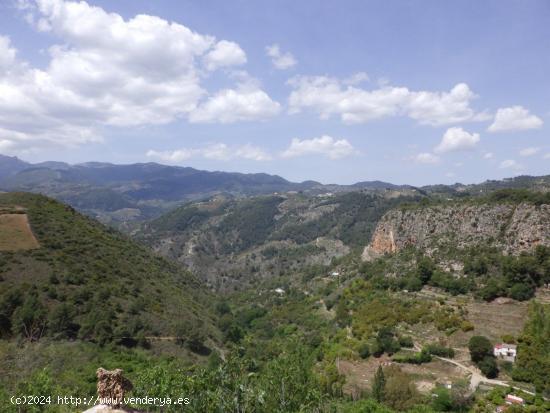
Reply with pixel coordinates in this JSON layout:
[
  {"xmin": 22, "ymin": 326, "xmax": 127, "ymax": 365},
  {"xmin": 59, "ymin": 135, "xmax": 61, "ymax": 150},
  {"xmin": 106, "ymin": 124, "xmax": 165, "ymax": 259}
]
[{"xmin": 362, "ymin": 202, "xmax": 550, "ymax": 260}]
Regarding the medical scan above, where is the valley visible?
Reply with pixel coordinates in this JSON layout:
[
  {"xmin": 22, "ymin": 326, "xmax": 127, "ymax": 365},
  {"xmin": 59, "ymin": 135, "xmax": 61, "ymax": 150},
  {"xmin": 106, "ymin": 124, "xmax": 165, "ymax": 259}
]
[{"xmin": 0, "ymin": 166, "xmax": 549, "ymax": 412}]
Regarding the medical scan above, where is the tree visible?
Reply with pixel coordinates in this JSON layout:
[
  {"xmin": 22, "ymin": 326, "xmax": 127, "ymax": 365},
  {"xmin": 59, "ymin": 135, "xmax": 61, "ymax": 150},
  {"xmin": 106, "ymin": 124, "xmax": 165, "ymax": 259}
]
[
  {"xmin": 48, "ymin": 303, "xmax": 79, "ymax": 339},
  {"xmin": 335, "ymin": 299, "xmax": 351, "ymax": 327},
  {"xmin": 417, "ymin": 256, "xmax": 436, "ymax": 284},
  {"xmin": 376, "ymin": 327, "xmax": 401, "ymax": 356},
  {"xmin": 372, "ymin": 365, "xmax": 386, "ymax": 402},
  {"xmin": 468, "ymin": 336, "xmax": 492, "ymax": 363},
  {"xmin": 478, "ymin": 356, "xmax": 498, "ymax": 378},
  {"xmin": 11, "ymin": 294, "xmax": 47, "ymax": 342},
  {"xmin": 383, "ymin": 365, "xmax": 420, "ymax": 411}
]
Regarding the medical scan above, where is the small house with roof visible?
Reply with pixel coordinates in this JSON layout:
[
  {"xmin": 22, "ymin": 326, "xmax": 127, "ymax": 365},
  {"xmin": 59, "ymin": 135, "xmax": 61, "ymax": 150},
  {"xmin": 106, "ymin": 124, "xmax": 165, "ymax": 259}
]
[{"xmin": 493, "ymin": 343, "xmax": 517, "ymax": 361}]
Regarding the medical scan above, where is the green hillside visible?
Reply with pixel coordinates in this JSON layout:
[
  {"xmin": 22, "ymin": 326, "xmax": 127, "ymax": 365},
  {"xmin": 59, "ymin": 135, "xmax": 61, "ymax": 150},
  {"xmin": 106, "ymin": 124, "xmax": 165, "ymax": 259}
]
[{"xmin": 0, "ymin": 192, "xmax": 221, "ymax": 399}]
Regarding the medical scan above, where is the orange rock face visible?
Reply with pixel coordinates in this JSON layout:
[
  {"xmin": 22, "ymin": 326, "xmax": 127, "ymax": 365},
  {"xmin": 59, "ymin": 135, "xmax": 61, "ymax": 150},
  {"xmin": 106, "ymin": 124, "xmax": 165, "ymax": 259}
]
[{"xmin": 370, "ymin": 228, "xmax": 397, "ymax": 254}]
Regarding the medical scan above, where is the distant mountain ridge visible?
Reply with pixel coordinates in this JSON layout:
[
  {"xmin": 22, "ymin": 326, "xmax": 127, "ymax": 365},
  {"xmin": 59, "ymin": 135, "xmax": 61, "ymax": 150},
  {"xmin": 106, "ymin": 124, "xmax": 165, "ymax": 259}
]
[
  {"xmin": 1, "ymin": 154, "xmax": 549, "ymax": 227},
  {"xmin": 0, "ymin": 155, "xmax": 323, "ymax": 224}
]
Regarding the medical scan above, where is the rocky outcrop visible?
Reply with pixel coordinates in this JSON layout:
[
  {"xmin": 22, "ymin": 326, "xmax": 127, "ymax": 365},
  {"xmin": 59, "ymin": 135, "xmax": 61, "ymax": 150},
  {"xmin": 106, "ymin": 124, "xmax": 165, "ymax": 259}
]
[
  {"xmin": 362, "ymin": 202, "xmax": 550, "ymax": 260},
  {"xmin": 82, "ymin": 369, "xmax": 137, "ymax": 413},
  {"xmin": 96, "ymin": 368, "xmax": 133, "ymax": 408}
]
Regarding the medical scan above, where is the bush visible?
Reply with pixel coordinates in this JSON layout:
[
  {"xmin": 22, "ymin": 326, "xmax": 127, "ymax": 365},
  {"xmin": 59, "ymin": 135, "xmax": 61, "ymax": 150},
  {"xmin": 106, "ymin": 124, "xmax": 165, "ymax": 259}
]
[
  {"xmin": 509, "ymin": 283, "xmax": 535, "ymax": 301},
  {"xmin": 424, "ymin": 343, "xmax": 455, "ymax": 358},
  {"xmin": 399, "ymin": 336, "xmax": 414, "ymax": 348},
  {"xmin": 460, "ymin": 320, "xmax": 474, "ymax": 332},
  {"xmin": 358, "ymin": 343, "xmax": 370, "ymax": 359},
  {"xmin": 393, "ymin": 349, "xmax": 431, "ymax": 364}
]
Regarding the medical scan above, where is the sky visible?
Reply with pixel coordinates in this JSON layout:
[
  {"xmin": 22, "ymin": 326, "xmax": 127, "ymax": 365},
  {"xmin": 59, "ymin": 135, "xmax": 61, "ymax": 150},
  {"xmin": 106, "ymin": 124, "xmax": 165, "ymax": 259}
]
[{"xmin": 0, "ymin": 0, "xmax": 548, "ymax": 185}]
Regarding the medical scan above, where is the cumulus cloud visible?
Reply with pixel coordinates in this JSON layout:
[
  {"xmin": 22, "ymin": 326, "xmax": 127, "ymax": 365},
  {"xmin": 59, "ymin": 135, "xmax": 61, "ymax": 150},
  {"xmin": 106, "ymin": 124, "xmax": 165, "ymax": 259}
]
[
  {"xmin": 499, "ymin": 159, "xmax": 523, "ymax": 170},
  {"xmin": 281, "ymin": 135, "xmax": 356, "ymax": 159},
  {"xmin": 146, "ymin": 143, "xmax": 272, "ymax": 163},
  {"xmin": 288, "ymin": 75, "xmax": 485, "ymax": 126},
  {"xmin": 0, "ymin": 0, "xmax": 276, "ymax": 153},
  {"xmin": 488, "ymin": 106, "xmax": 543, "ymax": 133},
  {"xmin": 189, "ymin": 81, "xmax": 281, "ymax": 123},
  {"xmin": 519, "ymin": 147, "xmax": 540, "ymax": 157},
  {"xmin": 265, "ymin": 44, "xmax": 297, "ymax": 70},
  {"xmin": 413, "ymin": 152, "xmax": 440, "ymax": 164},
  {"xmin": 483, "ymin": 152, "xmax": 494, "ymax": 159},
  {"xmin": 434, "ymin": 127, "xmax": 480, "ymax": 153},
  {"xmin": 203, "ymin": 40, "xmax": 247, "ymax": 70}
]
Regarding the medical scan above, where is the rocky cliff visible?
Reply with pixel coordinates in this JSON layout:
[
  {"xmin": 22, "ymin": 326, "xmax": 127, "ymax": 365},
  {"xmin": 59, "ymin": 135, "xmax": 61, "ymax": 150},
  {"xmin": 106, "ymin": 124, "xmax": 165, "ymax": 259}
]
[{"xmin": 362, "ymin": 202, "xmax": 550, "ymax": 260}]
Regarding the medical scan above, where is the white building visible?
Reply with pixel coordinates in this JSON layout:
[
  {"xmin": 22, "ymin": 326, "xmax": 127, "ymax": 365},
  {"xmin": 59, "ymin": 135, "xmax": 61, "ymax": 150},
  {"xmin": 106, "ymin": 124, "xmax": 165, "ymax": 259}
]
[
  {"xmin": 494, "ymin": 343, "xmax": 517, "ymax": 361},
  {"xmin": 505, "ymin": 394, "xmax": 524, "ymax": 405}
]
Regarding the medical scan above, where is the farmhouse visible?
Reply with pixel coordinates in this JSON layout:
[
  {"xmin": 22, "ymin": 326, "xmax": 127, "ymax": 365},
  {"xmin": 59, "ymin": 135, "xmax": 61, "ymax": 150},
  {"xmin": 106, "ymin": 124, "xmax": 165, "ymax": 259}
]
[{"xmin": 493, "ymin": 343, "xmax": 517, "ymax": 361}]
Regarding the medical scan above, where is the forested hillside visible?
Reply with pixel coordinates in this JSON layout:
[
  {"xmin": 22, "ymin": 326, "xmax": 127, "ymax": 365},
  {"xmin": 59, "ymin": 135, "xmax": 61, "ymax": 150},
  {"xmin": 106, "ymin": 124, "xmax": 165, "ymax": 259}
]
[
  {"xmin": 137, "ymin": 190, "xmax": 422, "ymax": 290},
  {"xmin": 0, "ymin": 193, "xmax": 220, "ymax": 402}
]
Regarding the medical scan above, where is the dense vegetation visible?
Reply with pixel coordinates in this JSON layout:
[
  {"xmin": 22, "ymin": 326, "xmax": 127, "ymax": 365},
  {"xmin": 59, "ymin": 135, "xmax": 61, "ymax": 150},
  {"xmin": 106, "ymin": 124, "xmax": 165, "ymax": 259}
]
[
  {"xmin": 0, "ymin": 193, "xmax": 217, "ymax": 349},
  {"xmin": 512, "ymin": 302, "xmax": 550, "ymax": 396},
  {"xmin": 356, "ymin": 244, "xmax": 550, "ymax": 302}
]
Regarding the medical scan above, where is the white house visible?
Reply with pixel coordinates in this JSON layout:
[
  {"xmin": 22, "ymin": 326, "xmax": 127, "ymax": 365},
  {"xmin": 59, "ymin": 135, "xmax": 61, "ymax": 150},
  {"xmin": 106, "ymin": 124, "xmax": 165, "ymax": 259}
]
[
  {"xmin": 494, "ymin": 343, "xmax": 517, "ymax": 361},
  {"xmin": 505, "ymin": 394, "xmax": 524, "ymax": 405}
]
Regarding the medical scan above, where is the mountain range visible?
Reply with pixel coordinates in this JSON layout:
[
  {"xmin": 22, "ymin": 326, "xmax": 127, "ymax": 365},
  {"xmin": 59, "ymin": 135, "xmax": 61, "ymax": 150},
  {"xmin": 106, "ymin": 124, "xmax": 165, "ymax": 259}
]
[{"xmin": 2, "ymin": 154, "xmax": 549, "ymax": 229}]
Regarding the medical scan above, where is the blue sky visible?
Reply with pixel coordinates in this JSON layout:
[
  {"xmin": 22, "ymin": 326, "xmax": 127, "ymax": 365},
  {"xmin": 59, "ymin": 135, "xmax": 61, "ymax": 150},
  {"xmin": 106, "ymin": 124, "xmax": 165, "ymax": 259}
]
[{"xmin": 0, "ymin": 0, "xmax": 548, "ymax": 185}]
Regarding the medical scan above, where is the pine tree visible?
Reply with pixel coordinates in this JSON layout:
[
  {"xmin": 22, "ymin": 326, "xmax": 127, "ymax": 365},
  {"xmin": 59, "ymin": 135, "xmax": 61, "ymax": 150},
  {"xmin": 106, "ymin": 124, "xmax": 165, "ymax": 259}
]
[{"xmin": 372, "ymin": 365, "xmax": 386, "ymax": 402}]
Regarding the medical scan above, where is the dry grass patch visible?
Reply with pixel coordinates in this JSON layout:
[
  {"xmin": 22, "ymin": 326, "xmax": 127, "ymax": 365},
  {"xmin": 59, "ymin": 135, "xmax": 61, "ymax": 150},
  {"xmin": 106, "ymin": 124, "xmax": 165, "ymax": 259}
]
[{"xmin": 0, "ymin": 212, "xmax": 40, "ymax": 251}]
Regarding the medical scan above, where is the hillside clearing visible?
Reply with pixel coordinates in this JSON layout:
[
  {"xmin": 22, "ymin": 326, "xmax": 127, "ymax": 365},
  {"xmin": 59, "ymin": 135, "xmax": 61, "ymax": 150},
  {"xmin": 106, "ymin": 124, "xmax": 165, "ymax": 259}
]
[{"xmin": 0, "ymin": 212, "xmax": 39, "ymax": 250}]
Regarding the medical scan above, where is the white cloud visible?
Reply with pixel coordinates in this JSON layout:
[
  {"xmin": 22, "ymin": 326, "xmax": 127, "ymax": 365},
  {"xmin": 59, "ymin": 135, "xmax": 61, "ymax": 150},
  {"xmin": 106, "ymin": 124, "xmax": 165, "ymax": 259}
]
[
  {"xmin": 265, "ymin": 44, "xmax": 297, "ymax": 70},
  {"xmin": 483, "ymin": 152, "xmax": 494, "ymax": 159},
  {"xmin": 288, "ymin": 76, "xmax": 484, "ymax": 126},
  {"xmin": 413, "ymin": 152, "xmax": 440, "ymax": 164},
  {"xmin": 499, "ymin": 159, "xmax": 523, "ymax": 170},
  {"xmin": 234, "ymin": 144, "xmax": 273, "ymax": 161},
  {"xmin": 0, "ymin": 36, "xmax": 17, "ymax": 72},
  {"xmin": 544, "ymin": 153, "xmax": 550, "ymax": 160},
  {"xmin": 343, "ymin": 72, "xmax": 369, "ymax": 85},
  {"xmin": 146, "ymin": 149, "xmax": 194, "ymax": 163},
  {"xmin": 434, "ymin": 127, "xmax": 480, "ymax": 153},
  {"xmin": 189, "ymin": 81, "xmax": 281, "ymax": 123},
  {"xmin": 519, "ymin": 147, "xmax": 540, "ymax": 157},
  {"xmin": 146, "ymin": 143, "xmax": 271, "ymax": 163},
  {"xmin": 281, "ymin": 135, "xmax": 356, "ymax": 159},
  {"xmin": 203, "ymin": 40, "xmax": 246, "ymax": 71},
  {"xmin": 0, "ymin": 0, "xmax": 276, "ymax": 153},
  {"xmin": 488, "ymin": 106, "xmax": 543, "ymax": 133}
]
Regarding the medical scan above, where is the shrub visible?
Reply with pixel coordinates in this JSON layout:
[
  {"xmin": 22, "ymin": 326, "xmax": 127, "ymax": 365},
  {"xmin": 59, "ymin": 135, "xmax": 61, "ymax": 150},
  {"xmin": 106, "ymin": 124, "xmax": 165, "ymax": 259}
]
[
  {"xmin": 460, "ymin": 320, "xmax": 474, "ymax": 332},
  {"xmin": 509, "ymin": 283, "xmax": 535, "ymax": 301},
  {"xmin": 424, "ymin": 343, "xmax": 455, "ymax": 358},
  {"xmin": 399, "ymin": 336, "xmax": 414, "ymax": 348},
  {"xmin": 358, "ymin": 343, "xmax": 370, "ymax": 359}
]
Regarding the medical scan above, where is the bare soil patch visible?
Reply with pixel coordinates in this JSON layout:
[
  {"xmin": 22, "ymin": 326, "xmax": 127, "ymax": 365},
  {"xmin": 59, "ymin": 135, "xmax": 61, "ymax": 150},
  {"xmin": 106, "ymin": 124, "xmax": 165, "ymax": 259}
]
[
  {"xmin": 338, "ymin": 356, "xmax": 469, "ymax": 397},
  {"xmin": 0, "ymin": 213, "xmax": 40, "ymax": 251}
]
